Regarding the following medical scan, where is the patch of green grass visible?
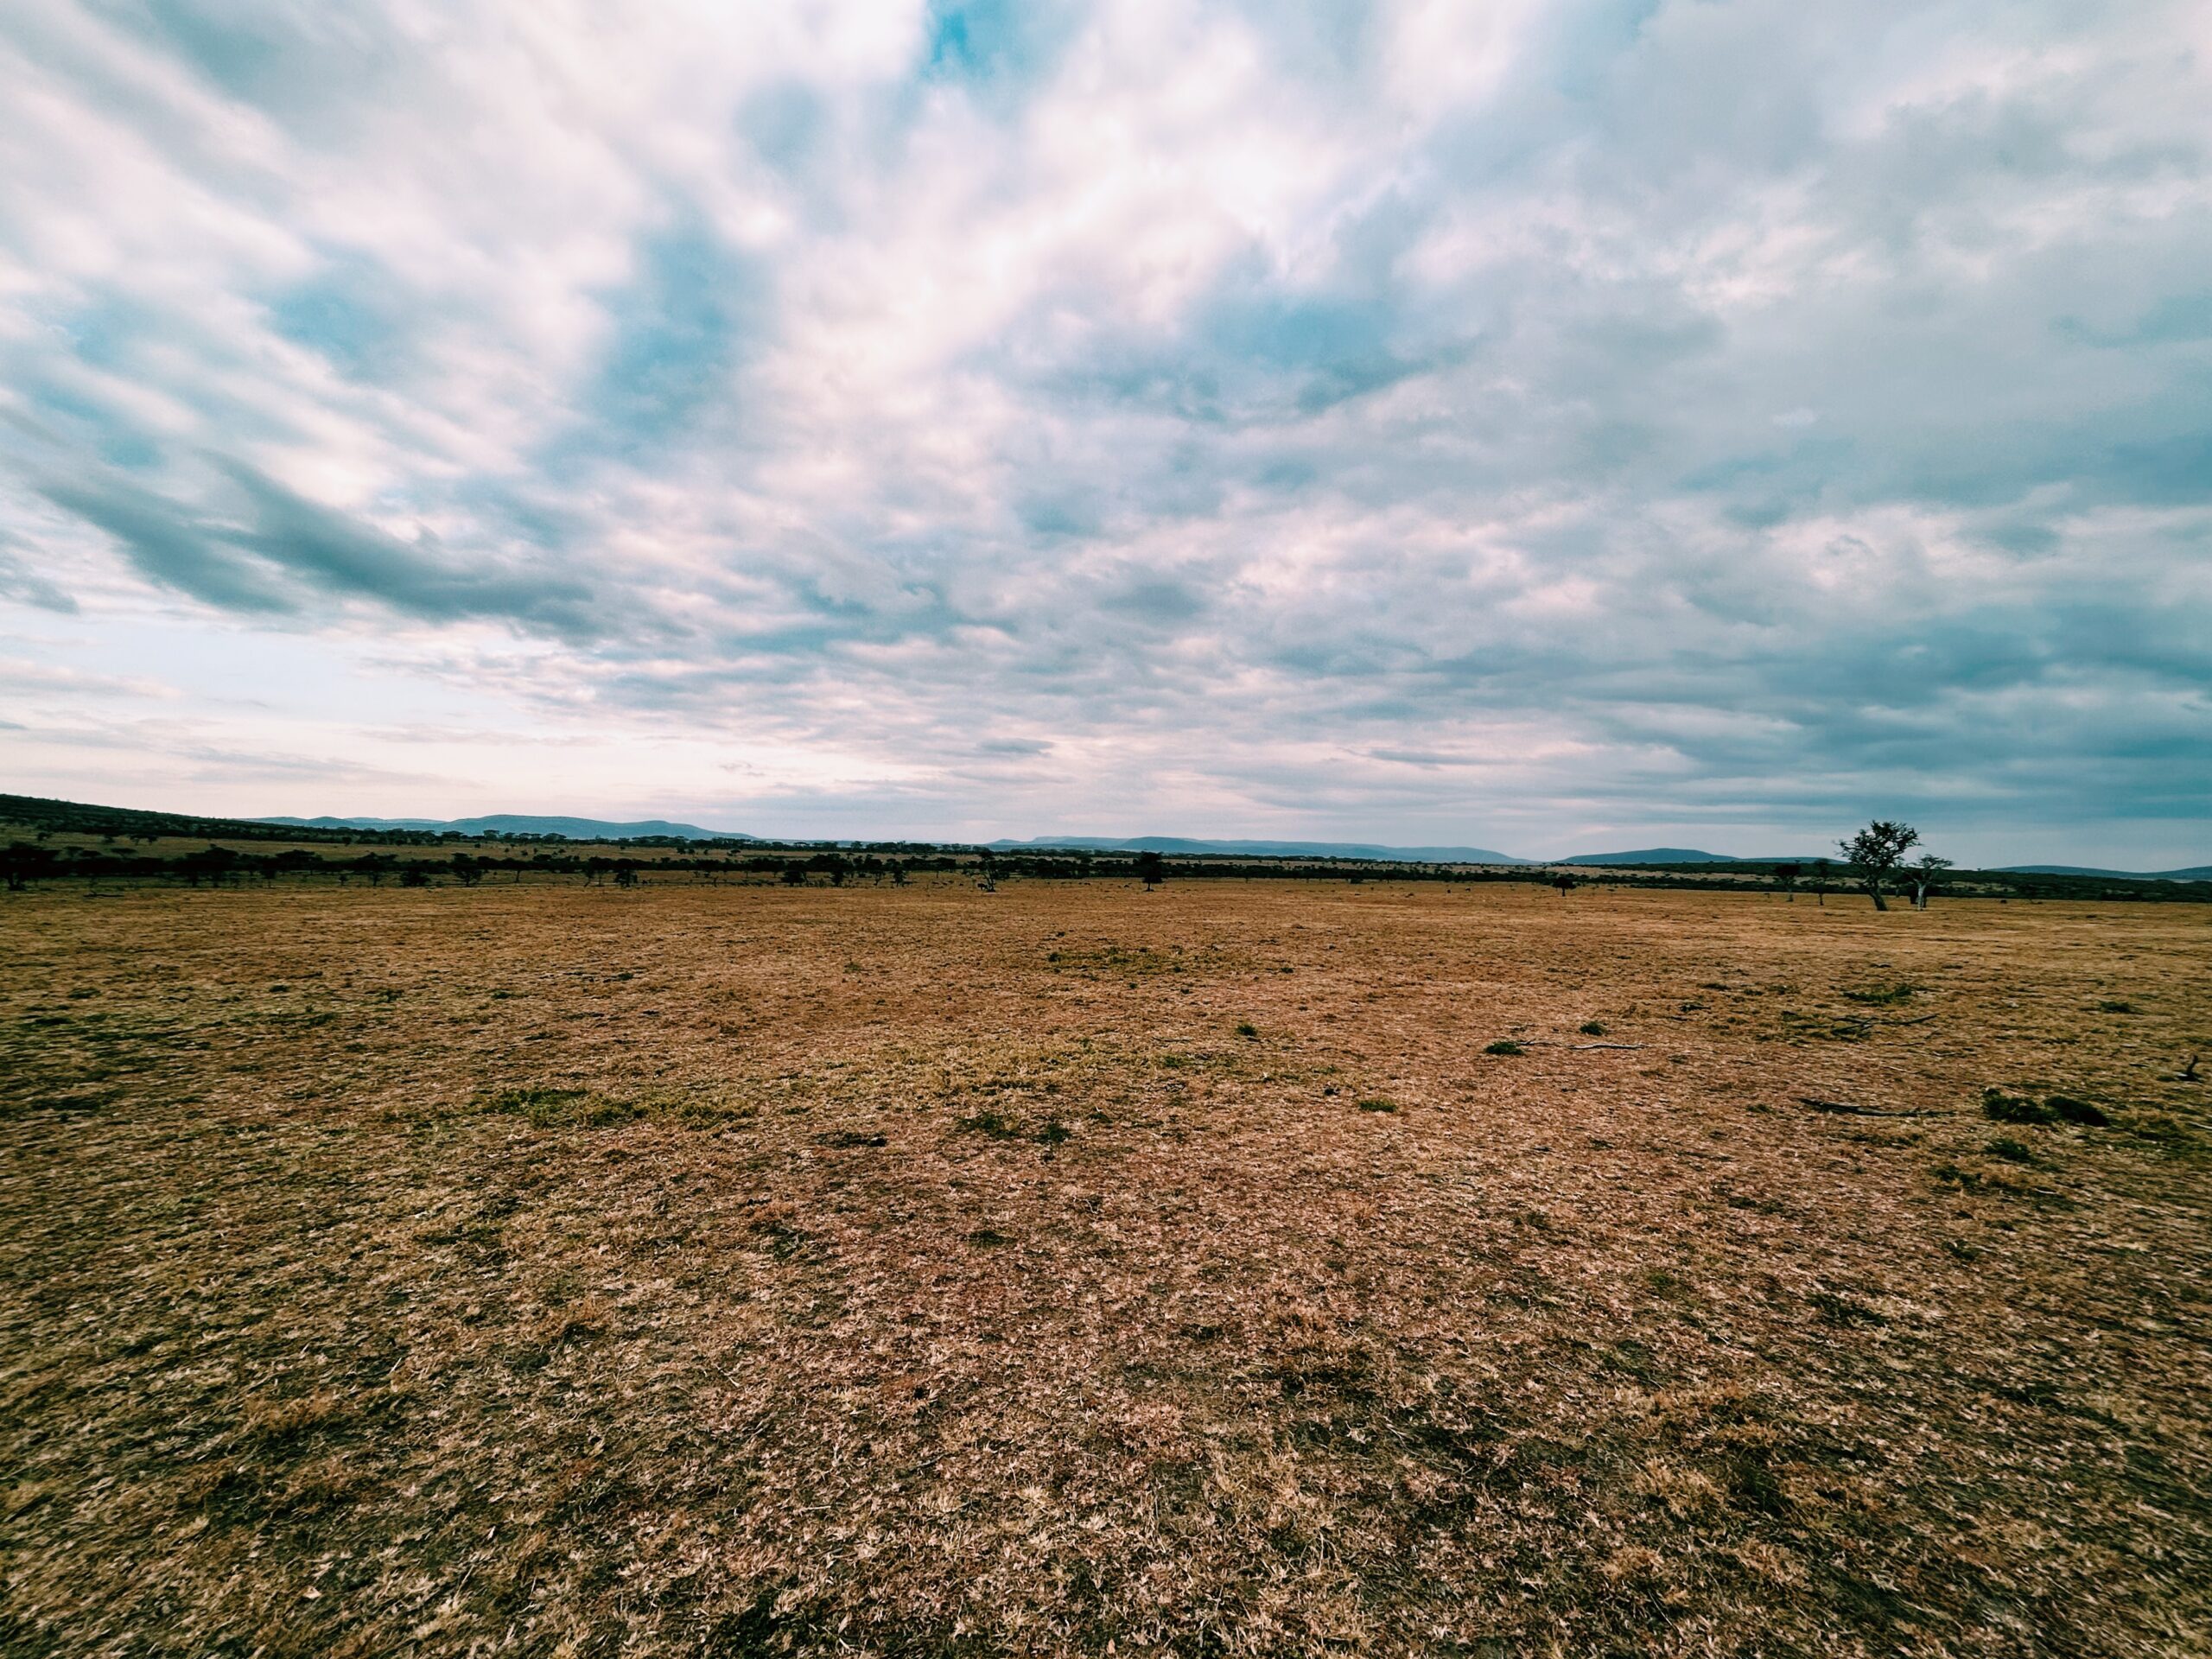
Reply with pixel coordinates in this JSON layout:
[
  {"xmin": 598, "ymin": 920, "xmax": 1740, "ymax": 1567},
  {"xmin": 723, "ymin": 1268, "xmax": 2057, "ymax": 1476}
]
[
  {"xmin": 1355, "ymin": 1096, "xmax": 1397, "ymax": 1113},
  {"xmin": 479, "ymin": 1086, "xmax": 641, "ymax": 1128},
  {"xmin": 1235, "ymin": 1021, "xmax": 1258, "ymax": 1039},
  {"xmin": 1985, "ymin": 1136, "xmax": 2040, "ymax": 1164},
  {"xmin": 1484, "ymin": 1039, "xmax": 1525, "ymax": 1057}
]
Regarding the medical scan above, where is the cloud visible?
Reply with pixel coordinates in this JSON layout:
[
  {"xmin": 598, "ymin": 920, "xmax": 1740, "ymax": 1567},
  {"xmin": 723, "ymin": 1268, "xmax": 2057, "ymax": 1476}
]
[
  {"xmin": 35, "ymin": 473, "xmax": 295, "ymax": 613},
  {"xmin": 0, "ymin": 0, "xmax": 2207, "ymax": 862}
]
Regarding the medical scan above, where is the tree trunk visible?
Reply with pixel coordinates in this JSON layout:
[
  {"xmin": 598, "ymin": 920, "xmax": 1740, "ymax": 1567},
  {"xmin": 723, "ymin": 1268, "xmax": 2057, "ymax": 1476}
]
[{"xmin": 1867, "ymin": 883, "xmax": 1888, "ymax": 912}]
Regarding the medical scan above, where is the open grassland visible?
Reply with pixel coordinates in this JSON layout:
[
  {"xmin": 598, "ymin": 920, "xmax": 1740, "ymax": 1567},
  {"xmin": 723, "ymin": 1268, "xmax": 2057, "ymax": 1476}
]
[{"xmin": 2, "ymin": 880, "xmax": 2207, "ymax": 1657}]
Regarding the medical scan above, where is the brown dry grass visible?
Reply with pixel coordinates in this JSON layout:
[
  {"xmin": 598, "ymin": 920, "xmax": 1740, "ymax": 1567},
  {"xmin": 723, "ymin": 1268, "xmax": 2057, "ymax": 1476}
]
[{"xmin": 2, "ymin": 879, "xmax": 2207, "ymax": 1656}]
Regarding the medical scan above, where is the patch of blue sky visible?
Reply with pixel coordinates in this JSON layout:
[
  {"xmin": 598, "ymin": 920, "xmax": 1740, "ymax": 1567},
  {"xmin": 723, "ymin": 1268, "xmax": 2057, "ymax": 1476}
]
[
  {"xmin": 918, "ymin": 0, "xmax": 1080, "ymax": 113},
  {"xmin": 266, "ymin": 254, "xmax": 414, "ymax": 384},
  {"xmin": 558, "ymin": 219, "xmax": 767, "ymax": 464}
]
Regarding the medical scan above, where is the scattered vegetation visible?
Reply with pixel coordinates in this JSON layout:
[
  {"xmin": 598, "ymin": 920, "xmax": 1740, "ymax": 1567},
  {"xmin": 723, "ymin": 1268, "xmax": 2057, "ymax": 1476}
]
[
  {"xmin": 1982, "ymin": 1087, "xmax": 2113, "ymax": 1128},
  {"xmin": 1841, "ymin": 981, "xmax": 1917, "ymax": 1006}
]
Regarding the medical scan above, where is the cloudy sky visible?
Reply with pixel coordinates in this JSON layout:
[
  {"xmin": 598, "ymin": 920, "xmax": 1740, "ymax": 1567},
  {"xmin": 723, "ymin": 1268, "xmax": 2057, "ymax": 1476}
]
[{"xmin": 3, "ymin": 1, "xmax": 2208, "ymax": 863}]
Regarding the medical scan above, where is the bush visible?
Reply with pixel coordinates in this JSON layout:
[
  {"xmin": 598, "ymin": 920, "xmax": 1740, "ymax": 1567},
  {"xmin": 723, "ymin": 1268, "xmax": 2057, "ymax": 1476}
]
[
  {"xmin": 1981, "ymin": 1088, "xmax": 2111, "ymax": 1128},
  {"xmin": 1484, "ymin": 1039, "xmax": 1525, "ymax": 1057},
  {"xmin": 2044, "ymin": 1094, "xmax": 2112, "ymax": 1127},
  {"xmin": 1842, "ymin": 982, "xmax": 1916, "ymax": 1006},
  {"xmin": 1980, "ymin": 1088, "xmax": 2052, "ymax": 1125}
]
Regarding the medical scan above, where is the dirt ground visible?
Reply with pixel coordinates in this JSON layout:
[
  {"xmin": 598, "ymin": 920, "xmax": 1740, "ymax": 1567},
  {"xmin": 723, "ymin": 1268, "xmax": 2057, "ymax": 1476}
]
[{"xmin": 2, "ymin": 878, "xmax": 2207, "ymax": 1657}]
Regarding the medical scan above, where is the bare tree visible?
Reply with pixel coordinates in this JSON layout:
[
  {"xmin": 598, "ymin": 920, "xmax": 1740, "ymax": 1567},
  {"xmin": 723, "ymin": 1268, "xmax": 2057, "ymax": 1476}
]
[
  {"xmin": 1909, "ymin": 853, "xmax": 1953, "ymax": 910},
  {"xmin": 1839, "ymin": 821, "xmax": 1921, "ymax": 911}
]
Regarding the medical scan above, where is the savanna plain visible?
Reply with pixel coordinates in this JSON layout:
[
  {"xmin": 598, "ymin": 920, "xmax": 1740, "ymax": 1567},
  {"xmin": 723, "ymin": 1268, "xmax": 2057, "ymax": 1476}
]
[{"xmin": 2, "ymin": 878, "xmax": 2207, "ymax": 1658}]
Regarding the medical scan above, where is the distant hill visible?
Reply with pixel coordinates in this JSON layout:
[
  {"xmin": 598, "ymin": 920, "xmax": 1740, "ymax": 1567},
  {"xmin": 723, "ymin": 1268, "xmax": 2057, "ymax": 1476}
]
[
  {"xmin": 1996, "ymin": 864, "xmax": 2212, "ymax": 881},
  {"xmin": 260, "ymin": 814, "xmax": 754, "ymax": 842},
  {"xmin": 989, "ymin": 836, "xmax": 1530, "ymax": 864},
  {"xmin": 1559, "ymin": 847, "xmax": 1736, "ymax": 866},
  {"xmin": 1555, "ymin": 848, "xmax": 1830, "ymax": 867}
]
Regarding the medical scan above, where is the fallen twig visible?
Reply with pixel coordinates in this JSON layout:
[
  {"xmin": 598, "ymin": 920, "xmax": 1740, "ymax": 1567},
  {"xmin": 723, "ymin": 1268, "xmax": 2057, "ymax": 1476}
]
[
  {"xmin": 1572, "ymin": 1042, "xmax": 1645, "ymax": 1050},
  {"xmin": 1796, "ymin": 1095, "xmax": 1940, "ymax": 1117}
]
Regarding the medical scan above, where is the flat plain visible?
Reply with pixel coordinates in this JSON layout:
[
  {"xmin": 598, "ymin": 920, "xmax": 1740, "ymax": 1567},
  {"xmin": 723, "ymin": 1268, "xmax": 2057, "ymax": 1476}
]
[{"xmin": 2, "ymin": 878, "xmax": 2207, "ymax": 1657}]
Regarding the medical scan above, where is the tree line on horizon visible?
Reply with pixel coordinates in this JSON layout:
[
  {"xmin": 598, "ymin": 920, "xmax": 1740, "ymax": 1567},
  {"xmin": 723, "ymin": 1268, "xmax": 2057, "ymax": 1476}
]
[{"xmin": 2, "ymin": 819, "xmax": 2203, "ymax": 904}]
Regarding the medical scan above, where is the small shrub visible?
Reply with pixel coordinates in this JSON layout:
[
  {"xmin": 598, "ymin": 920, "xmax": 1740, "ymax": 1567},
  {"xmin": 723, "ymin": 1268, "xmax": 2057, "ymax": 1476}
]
[
  {"xmin": 2044, "ymin": 1094, "xmax": 2111, "ymax": 1127},
  {"xmin": 1236, "ymin": 1021, "xmax": 1258, "ymax": 1039},
  {"xmin": 2097, "ymin": 1000, "xmax": 2137, "ymax": 1014},
  {"xmin": 1355, "ymin": 1096, "xmax": 1397, "ymax": 1113},
  {"xmin": 1843, "ymin": 982, "xmax": 1916, "ymax": 1007},
  {"xmin": 1985, "ymin": 1136, "xmax": 2039, "ymax": 1164},
  {"xmin": 956, "ymin": 1110, "xmax": 1022, "ymax": 1139},
  {"xmin": 1980, "ymin": 1088, "xmax": 2053, "ymax": 1125},
  {"xmin": 1579, "ymin": 1020, "xmax": 1606, "ymax": 1036},
  {"xmin": 1484, "ymin": 1039, "xmax": 1525, "ymax": 1057}
]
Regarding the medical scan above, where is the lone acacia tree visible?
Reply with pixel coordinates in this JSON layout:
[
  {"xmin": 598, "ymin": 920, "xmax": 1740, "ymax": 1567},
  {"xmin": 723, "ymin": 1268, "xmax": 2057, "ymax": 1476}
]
[
  {"xmin": 1772, "ymin": 862, "xmax": 1802, "ymax": 901},
  {"xmin": 1135, "ymin": 850, "xmax": 1166, "ymax": 890},
  {"xmin": 1839, "ymin": 820, "xmax": 1921, "ymax": 911}
]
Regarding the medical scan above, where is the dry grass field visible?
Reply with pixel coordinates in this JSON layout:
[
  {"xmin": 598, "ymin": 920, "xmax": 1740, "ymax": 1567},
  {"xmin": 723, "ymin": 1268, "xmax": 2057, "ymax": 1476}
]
[{"xmin": 3, "ymin": 878, "xmax": 2207, "ymax": 1657}]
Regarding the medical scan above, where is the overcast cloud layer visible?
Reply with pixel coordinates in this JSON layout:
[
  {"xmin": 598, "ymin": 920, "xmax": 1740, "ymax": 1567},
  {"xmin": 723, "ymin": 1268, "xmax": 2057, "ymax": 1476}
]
[{"xmin": 2, "ymin": 0, "xmax": 2209, "ymax": 863}]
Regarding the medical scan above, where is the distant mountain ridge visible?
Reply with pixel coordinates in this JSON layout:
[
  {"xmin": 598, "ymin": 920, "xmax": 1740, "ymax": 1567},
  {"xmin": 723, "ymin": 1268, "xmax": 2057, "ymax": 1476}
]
[
  {"xmin": 1996, "ymin": 863, "xmax": 2212, "ymax": 881},
  {"xmin": 988, "ymin": 835, "xmax": 1530, "ymax": 864},
  {"xmin": 219, "ymin": 812, "xmax": 2202, "ymax": 874},
  {"xmin": 1557, "ymin": 848, "xmax": 1833, "ymax": 866},
  {"xmin": 261, "ymin": 814, "xmax": 755, "ymax": 842}
]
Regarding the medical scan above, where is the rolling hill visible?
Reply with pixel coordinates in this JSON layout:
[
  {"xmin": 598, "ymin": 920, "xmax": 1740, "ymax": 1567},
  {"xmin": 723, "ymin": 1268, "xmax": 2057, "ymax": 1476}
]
[
  {"xmin": 987, "ymin": 836, "xmax": 1529, "ymax": 864},
  {"xmin": 260, "ymin": 815, "xmax": 755, "ymax": 842}
]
